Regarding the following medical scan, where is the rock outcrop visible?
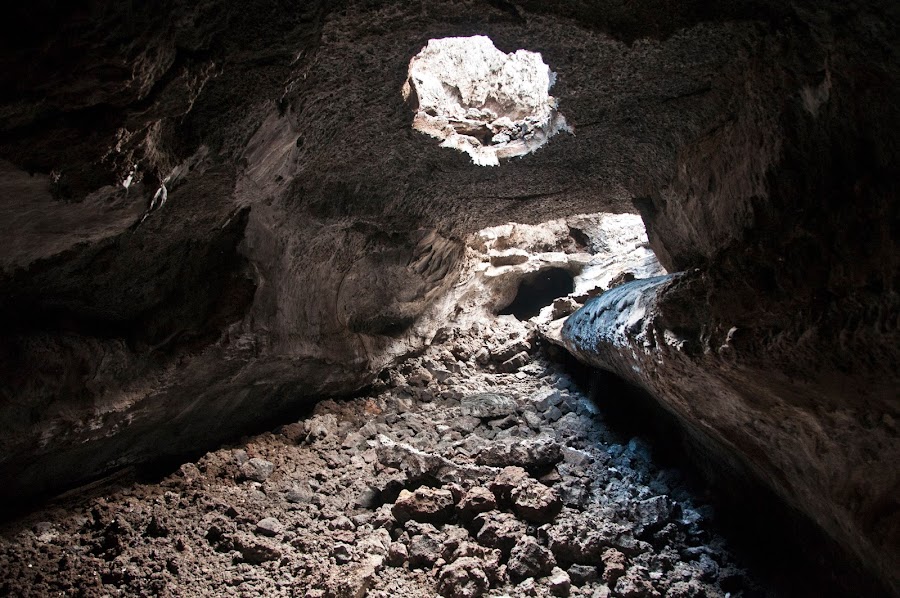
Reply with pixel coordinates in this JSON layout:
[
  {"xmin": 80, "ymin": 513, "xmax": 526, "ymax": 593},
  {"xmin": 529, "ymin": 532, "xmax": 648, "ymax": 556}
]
[{"xmin": 562, "ymin": 274, "xmax": 898, "ymax": 594}]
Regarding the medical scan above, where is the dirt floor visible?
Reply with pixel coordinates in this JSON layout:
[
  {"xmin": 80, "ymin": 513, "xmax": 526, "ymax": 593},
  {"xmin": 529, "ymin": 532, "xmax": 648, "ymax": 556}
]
[{"xmin": 0, "ymin": 315, "xmax": 767, "ymax": 597}]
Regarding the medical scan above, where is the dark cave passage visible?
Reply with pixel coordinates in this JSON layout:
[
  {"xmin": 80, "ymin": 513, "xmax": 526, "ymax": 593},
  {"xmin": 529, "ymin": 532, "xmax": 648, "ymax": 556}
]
[{"xmin": 499, "ymin": 267, "xmax": 575, "ymax": 320}]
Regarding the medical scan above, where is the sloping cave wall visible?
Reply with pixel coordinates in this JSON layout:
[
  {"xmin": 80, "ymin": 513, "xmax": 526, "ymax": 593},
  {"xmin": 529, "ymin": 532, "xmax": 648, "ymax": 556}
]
[
  {"xmin": 0, "ymin": 0, "xmax": 896, "ymax": 592},
  {"xmin": 559, "ymin": 1, "xmax": 900, "ymax": 589}
]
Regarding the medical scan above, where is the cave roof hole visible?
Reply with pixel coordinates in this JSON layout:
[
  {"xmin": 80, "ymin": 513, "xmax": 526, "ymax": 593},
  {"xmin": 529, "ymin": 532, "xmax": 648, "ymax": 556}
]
[{"xmin": 402, "ymin": 35, "xmax": 570, "ymax": 166}]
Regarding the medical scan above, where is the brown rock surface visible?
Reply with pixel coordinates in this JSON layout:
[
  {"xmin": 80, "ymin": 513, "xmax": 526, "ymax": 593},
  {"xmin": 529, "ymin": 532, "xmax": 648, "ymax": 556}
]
[
  {"xmin": 392, "ymin": 487, "xmax": 456, "ymax": 524},
  {"xmin": 0, "ymin": 316, "xmax": 873, "ymax": 596}
]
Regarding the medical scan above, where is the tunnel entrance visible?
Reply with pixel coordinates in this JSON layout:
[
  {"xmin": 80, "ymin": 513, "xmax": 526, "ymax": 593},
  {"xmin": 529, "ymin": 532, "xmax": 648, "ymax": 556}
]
[{"xmin": 498, "ymin": 267, "xmax": 574, "ymax": 320}]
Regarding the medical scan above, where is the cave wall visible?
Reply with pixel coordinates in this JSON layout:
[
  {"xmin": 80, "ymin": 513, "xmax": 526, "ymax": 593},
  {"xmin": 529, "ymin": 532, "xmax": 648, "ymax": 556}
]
[
  {"xmin": 563, "ymin": 275, "xmax": 898, "ymax": 594},
  {"xmin": 559, "ymin": 1, "xmax": 900, "ymax": 589},
  {"xmin": 0, "ymin": 1, "xmax": 897, "ymax": 591}
]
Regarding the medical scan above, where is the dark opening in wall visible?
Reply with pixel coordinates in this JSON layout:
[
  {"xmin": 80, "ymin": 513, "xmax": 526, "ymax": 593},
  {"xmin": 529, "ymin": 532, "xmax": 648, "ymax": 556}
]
[{"xmin": 499, "ymin": 267, "xmax": 574, "ymax": 319}]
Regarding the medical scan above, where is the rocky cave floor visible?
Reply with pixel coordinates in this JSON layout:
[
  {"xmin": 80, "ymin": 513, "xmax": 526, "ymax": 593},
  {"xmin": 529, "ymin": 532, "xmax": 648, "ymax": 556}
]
[{"xmin": 0, "ymin": 316, "xmax": 772, "ymax": 598}]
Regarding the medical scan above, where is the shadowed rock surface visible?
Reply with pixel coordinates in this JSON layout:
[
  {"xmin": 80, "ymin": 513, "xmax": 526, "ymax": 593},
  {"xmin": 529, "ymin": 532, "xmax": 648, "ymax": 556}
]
[
  {"xmin": 0, "ymin": 0, "xmax": 897, "ymax": 594},
  {"xmin": 0, "ymin": 321, "xmax": 774, "ymax": 597}
]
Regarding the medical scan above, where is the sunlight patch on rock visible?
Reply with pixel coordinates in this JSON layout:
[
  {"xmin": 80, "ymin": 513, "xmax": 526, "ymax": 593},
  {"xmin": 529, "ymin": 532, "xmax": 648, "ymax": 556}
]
[{"xmin": 403, "ymin": 36, "xmax": 570, "ymax": 166}]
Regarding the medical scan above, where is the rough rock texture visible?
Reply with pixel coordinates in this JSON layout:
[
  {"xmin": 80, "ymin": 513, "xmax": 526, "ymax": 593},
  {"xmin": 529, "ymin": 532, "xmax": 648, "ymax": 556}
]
[
  {"xmin": 0, "ymin": 0, "xmax": 897, "ymax": 594},
  {"xmin": 562, "ymin": 276, "xmax": 899, "ymax": 594},
  {"xmin": 0, "ymin": 319, "xmax": 765, "ymax": 597}
]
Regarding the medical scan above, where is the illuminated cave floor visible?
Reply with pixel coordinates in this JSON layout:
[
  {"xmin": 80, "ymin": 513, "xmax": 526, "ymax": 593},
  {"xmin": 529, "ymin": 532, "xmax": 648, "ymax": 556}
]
[{"xmin": 0, "ymin": 316, "xmax": 770, "ymax": 598}]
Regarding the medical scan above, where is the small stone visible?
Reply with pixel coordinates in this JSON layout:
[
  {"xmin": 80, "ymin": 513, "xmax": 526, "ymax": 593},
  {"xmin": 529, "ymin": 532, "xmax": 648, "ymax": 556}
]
[
  {"xmin": 557, "ymin": 480, "xmax": 592, "ymax": 509},
  {"xmin": 476, "ymin": 436, "xmax": 562, "ymax": 469},
  {"xmin": 608, "ymin": 271, "xmax": 636, "ymax": 289},
  {"xmin": 474, "ymin": 348, "xmax": 491, "ymax": 364},
  {"xmin": 343, "ymin": 431, "xmax": 365, "ymax": 450},
  {"xmin": 561, "ymin": 447, "xmax": 592, "ymax": 467},
  {"xmin": 371, "ymin": 504, "xmax": 395, "ymax": 530},
  {"xmin": 356, "ymin": 528, "xmax": 391, "ymax": 557},
  {"xmin": 407, "ymin": 366, "xmax": 433, "ymax": 387},
  {"xmin": 499, "ymin": 351, "xmax": 530, "ymax": 372},
  {"xmin": 551, "ymin": 297, "xmax": 580, "ymax": 320},
  {"xmin": 454, "ymin": 415, "xmax": 482, "ymax": 433},
  {"xmin": 612, "ymin": 532, "xmax": 649, "ymax": 557},
  {"xmin": 531, "ymin": 389, "xmax": 562, "ymax": 411},
  {"xmin": 601, "ymin": 548, "xmax": 626, "ymax": 584},
  {"xmin": 544, "ymin": 406, "xmax": 563, "ymax": 422},
  {"xmin": 352, "ymin": 513, "xmax": 371, "ymax": 528},
  {"xmin": 332, "ymin": 542, "xmax": 354, "ymax": 565},
  {"xmin": 429, "ymin": 368, "xmax": 454, "ymax": 383},
  {"xmin": 305, "ymin": 413, "xmax": 339, "ymax": 441},
  {"xmin": 392, "ymin": 487, "xmax": 455, "ymax": 524},
  {"xmin": 328, "ymin": 515, "xmax": 355, "ymax": 531},
  {"xmin": 523, "ymin": 411, "xmax": 543, "ymax": 431},
  {"xmin": 473, "ymin": 511, "xmax": 527, "ymax": 555},
  {"xmin": 240, "ymin": 458, "xmax": 274, "ymax": 482},
  {"xmin": 558, "ymin": 393, "xmax": 578, "ymax": 415},
  {"xmin": 437, "ymin": 557, "xmax": 490, "ymax": 598},
  {"xmin": 387, "ymin": 541, "xmax": 409, "ymax": 566},
  {"xmin": 407, "ymin": 524, "xmax": 444, "ymax": 568},
  {"xmin": 492, "ymin": 338, "xmax": 532, "ymax": 362},
  {"xmin": 255, "ymin": 517, "xmax": 282, "ymax": 537},
  {"xmin": 633, "ymin": 495, "xmax": 672, "ymax": 533},
  {"xmin": 285, "ymin": 487, "xmax": 311, "ymax": 504},
  {"xmin": 460, "ymin": 393, "xmax": 518, "ymax": 419},
  {"xmin": 567, "ymin": 564, "xmax": 599, "ymax": 585},
  {"xmin": 489, "ymin": 466, "xmax": 529, "ymax": 504},
  {"xmin": 507, "ymin": 535, "xmax": 556, "ymax": 581},
  {"xmin": 548, "ymin": 567, "xmax": 572, "ymax": 596},
  {"xmin": 457, "ymin": 487, "xmax": 497, "ymax": 518},
  {"xmin": 512, "ymin": 480, "xmax": 562, "ymax": 523}
]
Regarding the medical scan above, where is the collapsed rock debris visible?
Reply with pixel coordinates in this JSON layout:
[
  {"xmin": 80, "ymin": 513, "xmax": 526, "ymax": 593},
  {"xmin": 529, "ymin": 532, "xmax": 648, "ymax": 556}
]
[{"xmin": 0, "ymin": 315, "xmax": 762, "ymax": 597}]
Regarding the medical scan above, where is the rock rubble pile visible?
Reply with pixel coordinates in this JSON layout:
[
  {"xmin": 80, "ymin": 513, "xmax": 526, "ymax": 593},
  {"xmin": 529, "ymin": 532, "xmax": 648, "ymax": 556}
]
[{"xmin": 0, "ymin": 316, "xmax": 760, "ymax": 597}]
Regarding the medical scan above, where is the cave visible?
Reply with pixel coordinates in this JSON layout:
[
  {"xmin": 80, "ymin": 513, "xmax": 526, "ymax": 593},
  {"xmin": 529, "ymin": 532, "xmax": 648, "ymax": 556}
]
[
  {"xmin": 498, "ymin": 268, "xmax": 576, "ymax": 320},
  {"xmin": 0, "ymin": 2, "xmax": 897, "ymax": 597}
]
